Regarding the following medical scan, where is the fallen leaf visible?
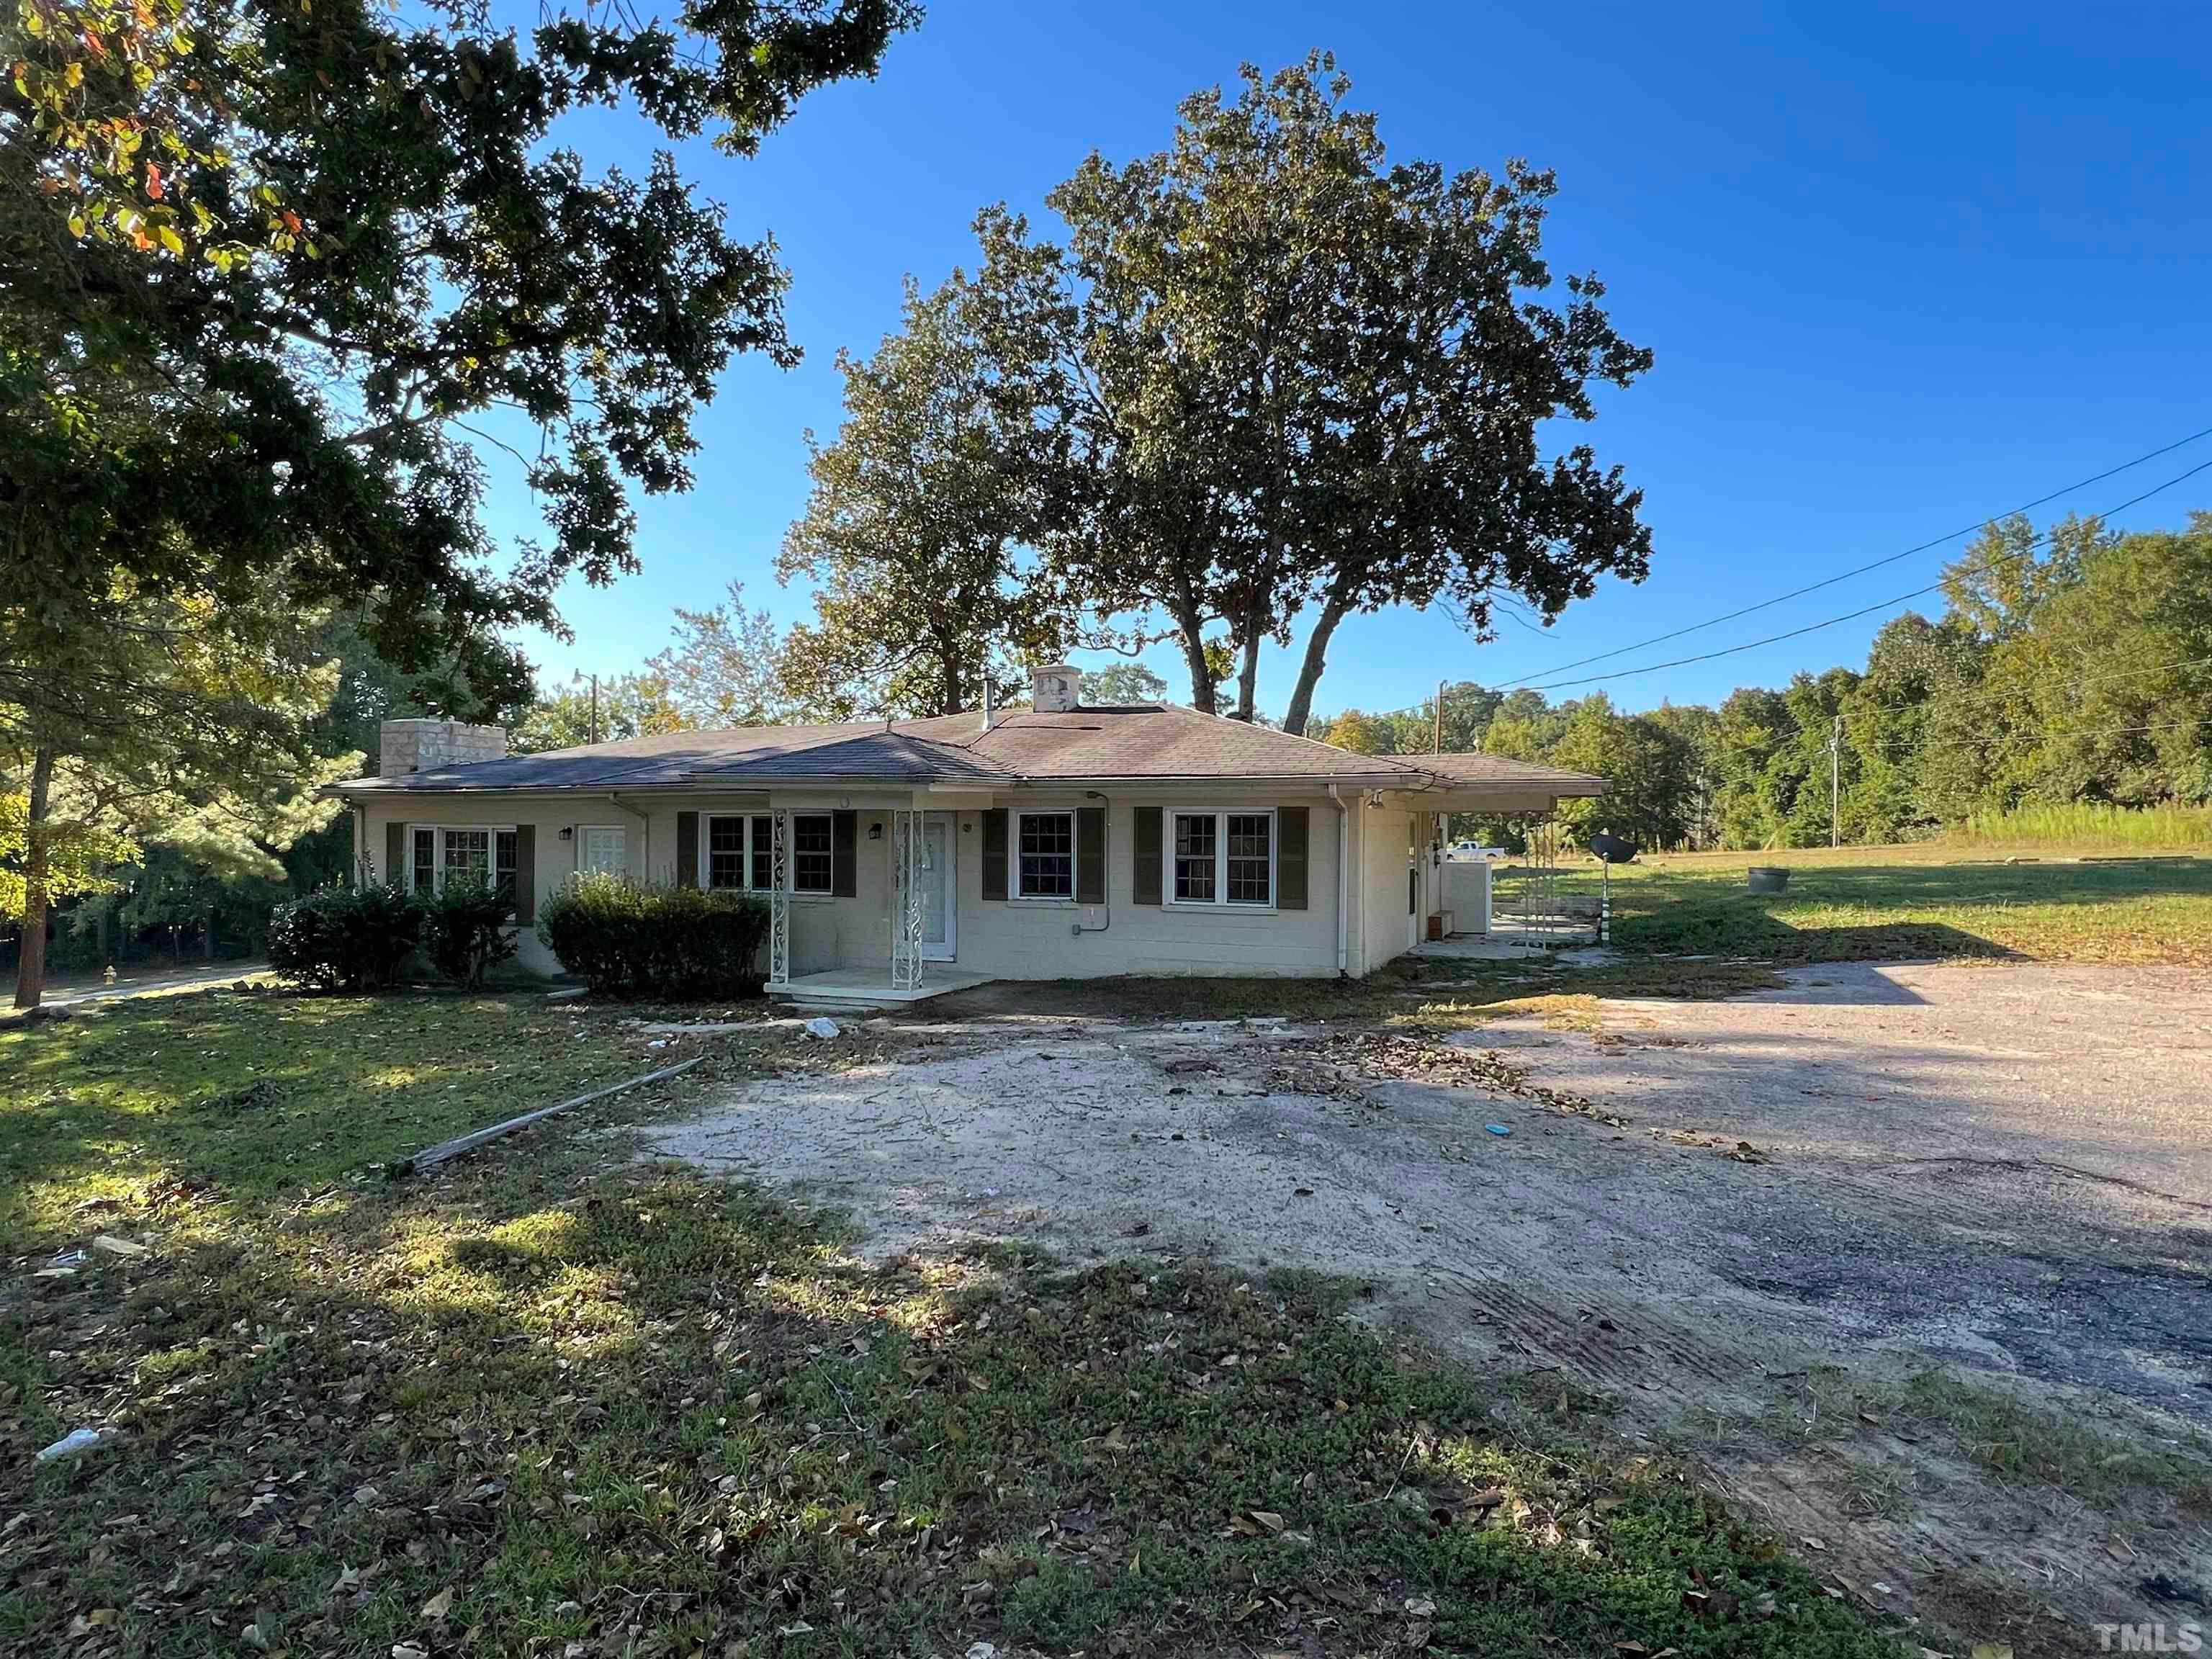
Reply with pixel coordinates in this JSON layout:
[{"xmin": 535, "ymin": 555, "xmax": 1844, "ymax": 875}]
[{"xmin": 421, "ymin": 1585, "xmax": 454, "ymax": 1621}]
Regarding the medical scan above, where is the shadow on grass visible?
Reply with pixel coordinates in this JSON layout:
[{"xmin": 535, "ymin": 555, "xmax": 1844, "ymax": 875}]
[{"xmin": 0, "ymin": 1142, "xmax": 1906, "ymax": 1659}]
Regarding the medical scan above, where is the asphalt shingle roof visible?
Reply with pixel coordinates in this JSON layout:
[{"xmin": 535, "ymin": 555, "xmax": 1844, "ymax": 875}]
[{"xmin": 335, "ymin": 704, "xmax": 1607, "ymax": 796}]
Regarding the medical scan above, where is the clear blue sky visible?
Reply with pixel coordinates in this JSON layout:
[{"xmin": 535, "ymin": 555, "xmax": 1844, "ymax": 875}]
[{"xmin": 493, "ymin": 0, "xmax": 2212, "ymax": 721}]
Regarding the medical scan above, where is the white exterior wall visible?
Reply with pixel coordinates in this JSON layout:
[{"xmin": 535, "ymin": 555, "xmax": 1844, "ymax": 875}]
[
  {"xmin": 1357, "ymin": 805, "xmax": 1415, "ymax": 974},
  {"xmin": 358, "ymin": 787, "xmax": 1379, "ymax": 981},
  {"xmin": 951, "ymin": 792, "xmax": 1342, "ymax": 979}
]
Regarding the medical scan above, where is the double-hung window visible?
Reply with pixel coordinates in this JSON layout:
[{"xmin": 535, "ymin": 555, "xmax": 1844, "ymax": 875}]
[
  {"xmin": 1015, "ymin": 811, "xmax": 1075, "ymax": 899},
  {"xmin": 1168, "ymin": 809, "xmax": 1274, "ymax": 908},
  {"xmin": 703, "ymin": 813, "xmax": 832, "ymax": 895},
  {"xmin": 410, "ymin": 825, "xmax": 518, "ymax": 896}
]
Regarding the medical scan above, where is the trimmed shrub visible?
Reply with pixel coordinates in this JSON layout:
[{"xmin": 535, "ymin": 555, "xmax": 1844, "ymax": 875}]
[
  {"xmin": 268, "ymin": 883, "xmax": 422, "ymax": 992},
  {"xmin": 534, "ymin": 873, "xmax": 768, "ymax": 997},
  {"xmin": 421, "ymin": 872, "xmax": 518, "ymax": 988}
]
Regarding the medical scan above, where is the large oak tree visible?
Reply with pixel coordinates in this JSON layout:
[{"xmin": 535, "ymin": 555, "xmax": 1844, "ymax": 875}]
[
  {"xmin": 1, "ymin": 0, "xmax": 913, "ymax": 1002},
  {"xmin": 974, "ymin": 53, "xmax": 1653, "ymax": 727}
]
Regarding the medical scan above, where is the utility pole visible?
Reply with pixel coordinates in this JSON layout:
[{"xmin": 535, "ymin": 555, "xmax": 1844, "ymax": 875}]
[
  {"xmin": 1828, "ymin": 714, "xmax": 1843, "ymax": 849},
  {"xmin": 590, "ymin": 674, "xmax": 600, "ymax": 746},
  {"xmin": 1433, "ymin": 678, "xmax": 1445, "ymax": 754}
]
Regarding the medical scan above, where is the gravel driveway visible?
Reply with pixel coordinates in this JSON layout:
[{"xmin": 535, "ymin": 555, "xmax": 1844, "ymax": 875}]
[{"xmin": 644, "ymin": 959, "xmax": 2212, "ymax": 1650}]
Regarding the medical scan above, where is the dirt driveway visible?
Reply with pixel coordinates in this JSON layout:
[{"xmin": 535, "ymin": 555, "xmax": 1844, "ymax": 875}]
[{"xmin": 645, "ymin": 961, "xmax": 2212, "ymax": 1654}]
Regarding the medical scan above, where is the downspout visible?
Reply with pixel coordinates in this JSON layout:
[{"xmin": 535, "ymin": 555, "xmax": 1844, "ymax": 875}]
[
  {"xmin": 605, "ymin": 792, "xmax": 652, "ymax": 878},
  {"xmin": 1328, "ymin": 785, "xmax": 1349, "ymax": 978},
  {"xmin": 353, "ymin": 804, "xmax": 368, "ymax": 888}
]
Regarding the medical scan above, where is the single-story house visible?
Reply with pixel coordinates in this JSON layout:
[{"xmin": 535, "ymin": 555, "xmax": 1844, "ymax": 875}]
[{"xmin": 334, "ymin": 665, "xmax": 1606, "ymax": 1004}]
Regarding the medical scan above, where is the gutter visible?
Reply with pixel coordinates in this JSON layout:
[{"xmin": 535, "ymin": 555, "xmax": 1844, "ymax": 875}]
[{"xmin": 1328, "ymin": 785, "xmax": 1350, "ymax": 977}]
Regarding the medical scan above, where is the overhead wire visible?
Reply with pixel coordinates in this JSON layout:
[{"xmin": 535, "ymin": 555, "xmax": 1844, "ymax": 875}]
[{"xmin": 1496, "ymin": 422, "xmax": 2212, "ymax": 686}]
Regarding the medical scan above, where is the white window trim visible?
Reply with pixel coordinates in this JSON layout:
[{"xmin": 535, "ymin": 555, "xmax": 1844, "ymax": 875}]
[
  {"xmin": 577, "ymin": 823, "xmax": 628, "ymax": 875},
  {"xmin": 406, "ymin": 823, "xmax": 518, "ymax": 896},
  {"xmin": 1010, "ymin": 808, "xmax": 1079, "ymax": 903},
  {"xmin": 1165, "ymin": 807, "xmax": 1277, "ymax": 911},
  {"xmin": 701, "ymin": 811, "xmax": 838, "ymax": 899}
]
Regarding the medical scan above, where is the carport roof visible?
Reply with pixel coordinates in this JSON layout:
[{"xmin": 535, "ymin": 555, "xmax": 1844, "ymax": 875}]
[{"xmin": 333, "ymin": 703, "xmax": 1610, "ymax": 798}]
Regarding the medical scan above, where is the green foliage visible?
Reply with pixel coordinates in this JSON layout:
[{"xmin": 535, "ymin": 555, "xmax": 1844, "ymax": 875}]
[
  {"xmin": 511, "ymin": 670, "xmax": 692, "ymax": 755},
  {"xmin": 534, "ymin": 873, "xmax": 768, "ymax": 997},
  {"xmin": 1083, "ymin": 661, "xmax": 1172, "ymax": 705},
  {"xmin": 4, "ymin": 0, "xmax": 914, "ymax": 687},
  {"xmin": 1331, "ymin": 511, "xmax": 2212, "ymax": 853},
  {"xmin": 966, "ymin": 53, "xmax": 1649, "ymax": 724},
  {"xmin": 777, "ymin": 275, "xmax": 1075, "ymax": 719},
  {"xmin": 421, "ymin": 874, "xmax": 518, "ymax": 989},
  {"xmin": 647, "ymin": 582, "xmax": 793, "ymax": 727},
  {"xmin": 267, "ymin": 884, "xmax": 423, "ymax": 993}
]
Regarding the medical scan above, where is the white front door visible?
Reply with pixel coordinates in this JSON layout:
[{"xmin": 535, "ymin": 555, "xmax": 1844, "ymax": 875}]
[{"xmin": 921, "ymin": 811, "xmax": 955, "ymax": 961}]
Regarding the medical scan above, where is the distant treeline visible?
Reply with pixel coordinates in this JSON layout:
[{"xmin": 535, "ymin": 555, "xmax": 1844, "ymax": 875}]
[{"xmin": 1310, "ymin": 513, "xmax": 2212, "ymax": 852}]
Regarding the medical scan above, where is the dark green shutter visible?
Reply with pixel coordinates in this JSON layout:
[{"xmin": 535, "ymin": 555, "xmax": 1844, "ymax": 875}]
[
  {"xmin": 1076, "ymin": 806, "xmax": 1105, "ymax": 904},
  {"xmin": 1277, "ymin": 806, "xmax": 1308, "ymax": 910},
  {"xmin": 1132, "ymin": 806, "xmax": 1161, "ymax": 904},
  {"xmin": 980, "ymin": 809, "xmax": 1008, "ymax": 900},
  {"xmin": 676, "ymin": 811, "xmax": 698, "ymax": 888},
  {"xmin": 513, "ymin": 824, "xmax": 536, "ymax": 924},
  {"xmin": 384, "ymin": 820, "xmax": 404, "ymax": 889},
  {"xmin": 832, "ymin": 810, "xmax": 858, "ymax": 897}
]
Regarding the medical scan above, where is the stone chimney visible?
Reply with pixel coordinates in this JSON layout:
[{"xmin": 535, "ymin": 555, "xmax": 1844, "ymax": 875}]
[
  {"xmin": 379, "ymin": 718, "xmax": 508, "ymax": 777},
  {"xmin": 1030, "ymin": 662, "xmax": 1083, "ymax": 714}
]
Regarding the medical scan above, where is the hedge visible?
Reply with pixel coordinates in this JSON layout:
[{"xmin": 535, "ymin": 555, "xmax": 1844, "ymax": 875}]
[
  {"xmin": 267, "ymin": 883, "xmax": 423, "ymax": 992},
  {"xmin": 533, "ymin": 873, "xmax": 769, "ymax": 997}
]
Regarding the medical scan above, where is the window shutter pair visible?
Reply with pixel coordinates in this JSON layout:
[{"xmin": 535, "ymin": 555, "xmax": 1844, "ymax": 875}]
[
  {"xmin": 384, "ymin": 822, "xmax": 405, "ymax": 890},
  {"xmin": 979, "ymin": 807, "xmax": 1105, "ymax": 903},
  {"xmin": 1132, "ymin": 804, "xmax": 1306, "ymax": 907},
  {"xmin": 676, "ymin": 811, "xmax": 698, "ymax": 889}
]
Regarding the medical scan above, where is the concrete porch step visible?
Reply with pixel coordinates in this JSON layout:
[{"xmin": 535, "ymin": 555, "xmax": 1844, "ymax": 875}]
[{"xmin": 769, "ymin": 968, "xmax": 994, "ymax": 1010}]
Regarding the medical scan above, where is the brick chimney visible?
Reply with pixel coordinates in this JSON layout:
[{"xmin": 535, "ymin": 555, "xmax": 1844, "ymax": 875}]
[
  {"xmin": 379, "ymin": 719, "xmax": 507, "ymax": 777},
  {"xmin": 1030, "ymin": 663, "xmax": 1083, "ymax": 714}
]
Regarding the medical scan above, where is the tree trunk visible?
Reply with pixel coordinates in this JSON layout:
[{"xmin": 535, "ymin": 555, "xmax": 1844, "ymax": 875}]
[
  {"xmin": 1230, "ymin": 621, "xmax": 1262, "ymax": 724},
  {"xmin": 1281, "ymin": 587, "xmax": 1355, "ymax": 736},
  {"xmin": 12, "ymin": 746, "xmax": 55, "ymax": 1011},
  {"xmin": 1169, "ymin": 598, "xmax": 1214, "ymax": 715}
]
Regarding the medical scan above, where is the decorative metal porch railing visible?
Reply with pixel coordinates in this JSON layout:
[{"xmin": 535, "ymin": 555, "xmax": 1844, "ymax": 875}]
[
  {"xmin": 889, "ymin": 808, "xmax": 926, "ymax": 992},
  {"xmin": 767, "ymin": 809, "xmax": 790, "ymax": 987}
]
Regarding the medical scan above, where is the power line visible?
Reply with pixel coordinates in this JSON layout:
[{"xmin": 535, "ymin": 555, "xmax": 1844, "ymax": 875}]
[
  {"xmin": 1499, "ymin": 421, "xmax": 2212, "ymax": 688},
  {"xmin": 1504, "ymin": 455, "xmax": 2212, "ymax": 694}
]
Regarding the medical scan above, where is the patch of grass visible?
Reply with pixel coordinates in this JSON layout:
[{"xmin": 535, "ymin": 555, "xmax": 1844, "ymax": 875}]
[
  {"xmin": 0, "ymin": 988, "xmax": 801, "ymax": 1251},
  {"xmin": 1595, "ymin": 847, "xmax": 2212, "ymax": 965},
  {"xmin": 1896, "ymin": 1371, "xmax": 2212, "ymax": 1513},
  {"xmin": 0, "ymin": 992, "xmax": 1900, "ymax": 1658},
  {"xmin": 1771, "ymin": 1364, "xmax": 2212, "ymax": 1518},
  {"xmin": 1950, "ymin": 802, "xmax": 2212, "ymax": 850}
]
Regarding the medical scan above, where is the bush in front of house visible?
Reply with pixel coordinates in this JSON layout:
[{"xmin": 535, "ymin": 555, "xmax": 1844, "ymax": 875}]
[
  {"xmin": 534, "ymin": 873, "xmax": 768, "ymax": 997},
  {"xmin": 421, "ymin": 873, "xmax": 517, "ymax": 989},
  {"xmin": 268, "ymin": 882, "xmax": 423, "ymax": 991}
]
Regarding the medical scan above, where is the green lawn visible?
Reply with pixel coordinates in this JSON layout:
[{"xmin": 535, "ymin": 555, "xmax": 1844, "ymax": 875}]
[
  {"xmin": 1583, "ymin": 845, "xmax": 2212, "ymax": 965},
  {"xmin": 0, "ymin": 989, "xmax": 1899, "ymax": 1659}
]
